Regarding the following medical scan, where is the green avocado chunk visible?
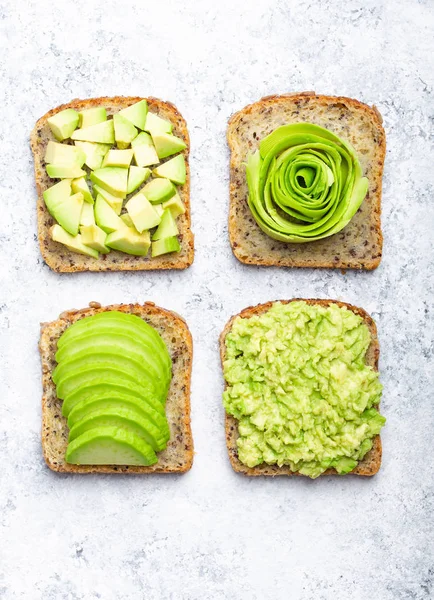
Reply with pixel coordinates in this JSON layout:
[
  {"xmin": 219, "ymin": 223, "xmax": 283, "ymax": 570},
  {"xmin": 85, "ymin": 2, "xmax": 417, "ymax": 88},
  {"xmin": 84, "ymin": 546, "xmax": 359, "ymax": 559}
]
[
  {"xmin": 68, "ymin": 406, "xmax": 168, "ymax": 452},
  {"xmin": 92, "ymin": 186, "xmax": 123, "ymax": 214},
  {"xmin": 125, "ymin": 192, "xmax": 161, "ymax": 232},
  {"xmin": 142, "ymin": 178, "xmax": 176, "ymax": 204},
  {"xmin": 162, "ymin": 192, "xmax": 185, "ymax": 218},
  {"xmin": 127, "ymin": 166, "xmax": 151, "ymax": 194},
  {"xmin": 222, "ymin": 301, "xmax": 385, "ymax": 478},
  {"xmin": 65, "ymin": 426, "xmax": 157, "ymax": 466},
  {"xmin": 131, "ymin": 132, "xmax": 160, "ymax": 167},
  {"xmin": 72, "ymin": 177, "xmax": 93, "ymax": 204},
  {"xmin": 152, "ymin": 133, "xmax": 186, "ymax": 159},
  {"xmin": 113, "ymin": 114, "xmax": 138, "ymax": 149},
  {"xmin": 49, "ymin": 192, "xmax": 84, "ymax": 236},
  {"xmin": 79, "ymin": 225, "xmax": 110, "ymax": 254},
  {"xmin": 94, "ymin": 195, "xmax": 125, "ymax": 233},
  {"xmin": 79, "ymin": 201, "xmax": 95, "ymax": 227},
  {"xmin": 47, "ymin": 109, "xmax": 79, "ymax": 141},
  {"xmin": 144, "ymin": 112, "xmax": 172, "ymax": 136},
  {"xmin": 44, "ymin": 141, "xmax": 86, "ymax": 168},
  {"xmin": 102, "ymin": 149, "xmax": 134, "ymax": 168},
  {"xmin": 118, "ymin": 100, "xmax": 148, "ymax": 130},
  {"xmin": 91, "ymin": 167, "xmax": 128, "ymax": 197},
  {"xmin": 152, "ymin": 209, "xmax": 179, "ymax": 241},
  {"xmin": 78, "ymin": 107, "xmax": 107, "ymax": 129},
  {"xmin": 51, "ymin": 225, "xmax": 99, "ymax": 258},
  {"xmin": 245, "ymin": 123, "xmax": 369, "ymax": 243},
  {"xmin": 153, "ymin": 154, "xmax": 186, "ymax": 185},
  {"xmin": 106, "ymin": 227, "xmax": 151, "ymax": 256},
  {"xmin": 46, "ymin": 164, "xmax": 86, "ymax": 179},
  {"xmin": 151, "ymin": 236, "xmax": 180, "ymax": 257},
  {"xmin": 74, "ymin": 141, "xmax": 111, "ymax": 170},
  {"xmin": 71, "ymin": 120, "xmax": 115, "ymax": 144}
]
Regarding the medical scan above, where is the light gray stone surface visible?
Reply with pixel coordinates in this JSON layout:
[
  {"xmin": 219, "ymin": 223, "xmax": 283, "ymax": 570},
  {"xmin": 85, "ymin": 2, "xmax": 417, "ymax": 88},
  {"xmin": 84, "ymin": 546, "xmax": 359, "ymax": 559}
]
[{"xmin": 0, "ymin": 0, "xmax": 433, "ymax": 598}]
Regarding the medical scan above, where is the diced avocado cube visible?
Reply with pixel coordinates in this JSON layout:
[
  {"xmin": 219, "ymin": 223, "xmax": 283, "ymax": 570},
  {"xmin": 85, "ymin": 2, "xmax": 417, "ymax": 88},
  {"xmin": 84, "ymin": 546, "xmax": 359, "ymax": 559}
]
[
  {"xmin": 102, "ymin": 149, "xmax": 134, "ymax": 168},
  {"xmin": 142, "ymin": 178, "xmax": 176, "ymax": 204},
  {"xmin": 151, "ymin": 209, "xmax": 179, "ymax": 241},
  {"xmin": 153, "ymin": 154, "xmax": 186, "ymax": 185},
  {"xmin": 152, "ymin": 133, "xmax": 186, "ymax": 159},
  {"xmin": 46, "ymin": 164, "xmax": 86, "ymax": 179},
  {"xmin": 127, "ymin": 166, "xmax": 151, "ymax": 194},
  {"xmin": 125, "ymin": 192, "xmax": 161, "ymax": 233},
  {"xmin": 153, "ymin": 204, "xmax": 164, "ymax": 218},
  {"xmin": 74, "ymin": 141, "xmax": 111, "ymax": 171},
  {"xmin": 94, "ymin": 195, "xmax": 125, "ymax": 233},
  {"xmin": 106, "ymin": 227, "xmax": 151, "ymax": 256},
  {"xmin": 50, "ymin": 192, "xmax": 84, "ymax": 236},
  {"xmin": 79, "ymin": 201, "xmax": 95, "ymax": 227},
  {"xmin": 72, "ymin": 177, "xmax": 93, "ymax": 204},
  {"xmin": 92, "ymin": 185, "xmax": 123, "ymax": 215},
  {"xmin": 120, "ymin": 213, "xmax": 134, "ymax": 227},
  {"xmin": 144, "ymin": 112, "xmax": 172, "ymax": 136},
  {"xmin": 133, "ymin": 144, "xmax": 160, "ymax": 168},
  {"xmin": 43, "ymin": 180, "xmax": 72, "ymax": 213},
  {"xmin": 113, "ymin": 114, "xmax": 138, "ymax": 149},
  {"xmin": 44, "ymin": 141, "xmax": 86, "ymax": 168},
  {"xmin": 79, "ymin": 107, "xmax": 107, "ymax": 129},
  {"xmin": 71, "ymin": 120, "xmax": 115, "ymax": 144},
  {"xmin": 80, "ymin": 224, "xmax": 110, "ymax": 253},
  {"xmin": 118, "ymin": 100, "xmax": 148, "ymax": 130},
  {"xmin": 90, "ymin": 167, "xmax": 128, "ymax": 197},
  {"xmin": 131, "ymin": 131, "xmax": 153, "ymax": 148},
  {"xmin": 51, "ymin": 224, "xmax": 99, "ymax": 258},
  {"xmin": 162, "ymin": 191, "xmax": 185, "ymax": 218},
  {"xmin": 47, "ymin": 109, "xmax": 79, "ymax": 141},
  {"xmin": 151, "ymin": 236, "xmax": 181, "ymax": 257}
]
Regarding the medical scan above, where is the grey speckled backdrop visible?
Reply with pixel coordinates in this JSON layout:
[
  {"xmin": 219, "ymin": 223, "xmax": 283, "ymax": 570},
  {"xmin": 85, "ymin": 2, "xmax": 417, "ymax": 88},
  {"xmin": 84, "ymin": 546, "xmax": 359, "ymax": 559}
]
[{"xmin": 0, "ymin": 1, "xmax": 433, "ymax": 599}]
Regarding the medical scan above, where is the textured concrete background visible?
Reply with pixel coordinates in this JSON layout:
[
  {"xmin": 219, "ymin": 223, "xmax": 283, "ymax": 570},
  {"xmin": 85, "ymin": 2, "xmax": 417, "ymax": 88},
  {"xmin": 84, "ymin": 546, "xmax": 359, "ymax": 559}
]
[{"xmin": 1, "ymin": 1, "xmax": 433, "ymax": 598}]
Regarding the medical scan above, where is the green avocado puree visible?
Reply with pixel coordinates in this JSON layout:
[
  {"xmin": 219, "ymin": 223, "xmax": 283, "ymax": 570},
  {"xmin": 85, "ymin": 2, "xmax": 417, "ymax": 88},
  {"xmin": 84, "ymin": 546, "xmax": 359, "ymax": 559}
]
[
  {"xmin": 223, "ymin": 301, "xmax": 385, "ymax": 478},
  {"xmin": 246, "ymin": 123, "xmax": 369, "ymax": 243}
]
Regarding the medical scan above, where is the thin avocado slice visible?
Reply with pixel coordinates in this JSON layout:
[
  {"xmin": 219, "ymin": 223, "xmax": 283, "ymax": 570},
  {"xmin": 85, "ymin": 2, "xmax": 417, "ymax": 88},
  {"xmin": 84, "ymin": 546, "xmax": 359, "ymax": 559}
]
[
  {"xmin": 52, "ymin": 354, "xmax": 165, "ymax": 399},
  {"xmin": 65, "ymin": 426, "xmax": 157, "ymax": 466},
  {"xmin": 63, "ymin": 381, "xmax": 167, "ymax": 423},
  {"xmin": 68, "ymin": 406, "xmax": 168, "ymax": 452},
  {"xmin": 57, "ymin": 312, "xmax": 171, "ymax": 368}
]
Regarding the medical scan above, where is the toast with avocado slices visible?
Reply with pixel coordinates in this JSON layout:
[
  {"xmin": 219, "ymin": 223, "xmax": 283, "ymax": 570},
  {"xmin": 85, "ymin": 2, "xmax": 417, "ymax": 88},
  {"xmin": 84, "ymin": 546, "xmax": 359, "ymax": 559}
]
[
  {"xmin": 31, "ymin": 97, "xmax": 193, "ymax": 272},
  {"xmin": 220, "ymin": 299, "xmax": 384, "ymax": 477},
  {"xmin": 39, "ymin": 302, "xmax": 193, "ymax": 473},
  {"xmin": 227, "ymin": 92, "xmax": 385, "ymax": 269}
]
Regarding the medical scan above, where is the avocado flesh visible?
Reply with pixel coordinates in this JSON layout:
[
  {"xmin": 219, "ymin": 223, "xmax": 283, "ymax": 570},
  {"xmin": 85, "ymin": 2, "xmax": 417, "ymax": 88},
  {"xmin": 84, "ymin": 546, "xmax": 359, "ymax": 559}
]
[
  {"xmin": 144, "ymin": 112, "xmax": 172, "ymax": 136},
  {"xmin": 151, "ymin": 236, "xmax": 181, "ymax": 257},
  {"xmin": 90, "ymin": 167, "xmax": 128, "ymax": 197},
  {"xmin": 56, "ymin": 312, "xmax": 171, "ymax": 369},
  {"xmin": 102, "ymin": 149, "xmax": 134, "ymax": 168},
  {"xmin": 52, "ymin": 354, "xmax": 166, "ymax": 399},
  {"xmin": 74, "ymin": 141, "xmax": 111, "ymax": 170},
  {"xmin": 72, "ymin": 177, "xmax": 93, "ymax": 204},
  {"xmin": 68, "ymin": 406, "xmax": 167, "ymax": 451},
  {"xmin": 71, "ymin": 120, "xmax": 115, "ymax": 144},
  {"xmin": 55, "ymin": 337, "xmax": 169, "ymax": 384},
  {"xmin": 106, "ymin": 227, "xmax": 151, "ymax": 256},
  {"xmin": 113, "ymin": 114, "xmax": 138, "ymax": 149},
  {"xmin": 64, "ymin": 383, "xmax": 167, "ymax": 424},
  {"xmin": 92, "ymin": 186, "xmax": 123, "ymax": 215},
  {"xmin": 127, "ymin": 166, "xmax": 151, "ymax": 194},
  {"xmin": 79, "ymin": 107, "xmax": 107, "ymax": 129},
  {"xmin": 126, "ymin": 193, "xmax": 161, "ymax": 233},
  {"xmin": 94, "ymin": 195, "xmax": 125, "ymax": 233},
  {"xmin": 46, "ymin": 164, "xmax": 86, "ymax": 179},
  {"xmin": 153, "ymin": 154, "xmax": 186, "ymax": 185},
  {"xmin": 51, "ymin": 193, "xmax": 84, "ymax": 236},
  {"xmin": 80, "ymin": 225, "xmax": 110, "ymax": 254},
  {"xmin": 51, "ymin": 225, "xmax": 99, "ymax": 258},
  {"xmin": 79, "ymin": 202, "xmax": 95, "ymax": 227},
  {"xmin": 119, "ymin": 100, "xmax": 148, "ymax": 130},
  {"xmin": 45, "ymin": 141, "xmax": 86, "ymax": 167},
  {"xmin": 152, "ymin": 133, "xmax": 186, "ymax": 159},
  {"xmin": 143, "ymin": 178, "xmax": 176, "ymax": 204},
  {"xmin": 133, "ymin": 144, "xmax": 160, "ymax": 168},
  {"xmin": 162, "ymin": 192, "xmax": 185, "ymax": 218},
  {"xmin": 43, "ymin": 179, "xmax": 72, "ymax": 214},
  {"xmin": 65, "ymin": 426, "xmax": 157, "ymax": 466},
  {"xmin": 47, "ymin": 109, "xmax": 79, "ymax": 141},
  {"xmin": 152, "ymin": 209, "xmax": 179, "ymax": 241}
]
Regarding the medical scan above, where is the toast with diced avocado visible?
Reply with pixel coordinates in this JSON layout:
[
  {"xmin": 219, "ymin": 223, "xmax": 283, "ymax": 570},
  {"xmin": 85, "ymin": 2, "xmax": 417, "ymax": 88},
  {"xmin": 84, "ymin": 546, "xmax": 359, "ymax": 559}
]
[
  {"xmin": 220, "ymin": 299, "xmax": 383, "ymax": 477},
  {"xmin": 39, "ymin": 302, "xmax": 193, "ymax": 473},
  {"xmin": 31, "ymin": 97, "xmax": 193, "ymax": 272},
  {"xmin": 227, "ymin": 92, "xmax": 385, "ymax": 270}
]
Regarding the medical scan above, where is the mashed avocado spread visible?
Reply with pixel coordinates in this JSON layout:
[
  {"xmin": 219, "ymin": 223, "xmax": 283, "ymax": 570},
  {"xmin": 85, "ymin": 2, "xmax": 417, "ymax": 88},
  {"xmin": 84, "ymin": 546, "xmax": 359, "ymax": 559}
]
[{"xmin": 223, "ymin": 301, "xmax": 385, "ymax": 478}]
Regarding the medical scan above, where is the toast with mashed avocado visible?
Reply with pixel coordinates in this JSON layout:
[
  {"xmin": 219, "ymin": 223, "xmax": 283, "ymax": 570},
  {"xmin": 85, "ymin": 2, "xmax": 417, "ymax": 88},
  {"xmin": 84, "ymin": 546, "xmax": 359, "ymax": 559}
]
[
  {"xmin": 31, "ymin": 97, "xmax": 193, "ymax": 272},
  {"xmin": 220, "ymin": 299, "xmax": 384, "ymax": 477},
  {"xmin": 227, "ymin": 92, "xmax": 385, "ymax": 269},
  {"xmin": 39, "ymin": 301, "xmax": 193, "ymax": 473}
]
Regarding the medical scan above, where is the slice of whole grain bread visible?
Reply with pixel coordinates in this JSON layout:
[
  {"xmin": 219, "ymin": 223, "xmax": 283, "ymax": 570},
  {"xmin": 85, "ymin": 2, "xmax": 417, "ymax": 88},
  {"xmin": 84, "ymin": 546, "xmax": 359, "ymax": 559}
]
[
  {"xmin": 39, "ymin": 301, "xmax": 193, "ymax": 473},
  {"xmin": 31, "ymin": 97, "xmax": 194, "ymax": 272},
  {"xmin": 219, "ymin": 299, "xmax": 383, "ymax": 477},
  {"xmin": 227, "ymin": 92, "xmax": 386, "ymax": 270}
]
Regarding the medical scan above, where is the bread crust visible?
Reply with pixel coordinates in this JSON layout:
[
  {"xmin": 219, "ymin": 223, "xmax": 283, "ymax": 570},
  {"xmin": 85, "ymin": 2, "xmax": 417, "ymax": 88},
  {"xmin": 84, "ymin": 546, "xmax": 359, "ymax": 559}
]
[
  {"xmin": 39, "ymin": 302, "xmax": 194, "ymax": 473},
  {"xmin": 31, "ymin": 97, "xmax": 194, "ymax": 272},
  {"xmin": 227, "ymin": 92, "xmax": 386, "ymax": 270},
  {"xmin": 219, "ymin": 298, "xmax": 383, "ymax": 477}
]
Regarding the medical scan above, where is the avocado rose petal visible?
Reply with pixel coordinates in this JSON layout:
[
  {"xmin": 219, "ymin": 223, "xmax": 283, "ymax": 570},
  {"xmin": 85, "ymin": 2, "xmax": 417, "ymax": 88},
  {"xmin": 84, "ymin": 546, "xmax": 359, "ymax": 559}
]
[{"xmin": 246, "ymin": 123, "xmax": 369, "ymax": 243}]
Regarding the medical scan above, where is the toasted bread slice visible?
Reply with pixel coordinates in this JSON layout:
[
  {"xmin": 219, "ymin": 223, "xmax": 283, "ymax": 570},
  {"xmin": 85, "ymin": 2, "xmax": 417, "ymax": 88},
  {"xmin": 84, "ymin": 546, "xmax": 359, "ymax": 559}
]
[
  {"xmin": 39, "ymin": 302, "xmax": 193, "ymax": 473},
  {"xmin": 220, "ymin": 299, "xmax": 382, "ymax": 477},
  {"xmin": 31, "ymin": 97, "xmax": 194, "ymax": 272},
  {"xmin": 227, "ymin": 92, "xmax": 386, "ymax": 270}
]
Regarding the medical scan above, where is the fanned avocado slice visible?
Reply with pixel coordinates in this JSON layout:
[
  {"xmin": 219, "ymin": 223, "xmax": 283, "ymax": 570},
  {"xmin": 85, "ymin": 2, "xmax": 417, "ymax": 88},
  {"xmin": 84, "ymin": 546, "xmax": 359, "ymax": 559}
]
[
  {"xmin": 68, "ymin": 406, "xmax": 168, "ymax": 452},
  {"xmin": 65, "ymin": 426, "xmax": 157, "ymax": 466},
  {"xmin": 55, "ymin": 333, "xmax": 170, "ymax": 385},
  {"xmin": 57, "ymin": 312, "xmax": 171, "ymax": 370},
  {"xmin": 53, "ymin": 354, "xmax": 166, "ymax": 400}
]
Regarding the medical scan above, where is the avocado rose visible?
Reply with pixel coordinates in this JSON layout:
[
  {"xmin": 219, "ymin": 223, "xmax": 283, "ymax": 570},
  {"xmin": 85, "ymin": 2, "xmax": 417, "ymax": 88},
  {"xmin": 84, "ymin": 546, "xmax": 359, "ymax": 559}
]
[{"xmin": 246, "ymin": 123, "xmax": 369, "ymax": 243}]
